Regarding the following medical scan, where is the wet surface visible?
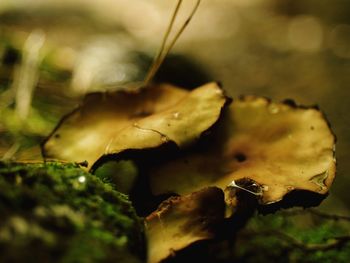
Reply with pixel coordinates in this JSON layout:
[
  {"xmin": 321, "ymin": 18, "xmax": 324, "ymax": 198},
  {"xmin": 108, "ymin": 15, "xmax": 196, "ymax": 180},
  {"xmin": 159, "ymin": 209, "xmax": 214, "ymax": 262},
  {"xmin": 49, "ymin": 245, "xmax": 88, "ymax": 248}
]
[{"xmin": 0, "ymin": 0, "xmax": 349, "ymax": 212}]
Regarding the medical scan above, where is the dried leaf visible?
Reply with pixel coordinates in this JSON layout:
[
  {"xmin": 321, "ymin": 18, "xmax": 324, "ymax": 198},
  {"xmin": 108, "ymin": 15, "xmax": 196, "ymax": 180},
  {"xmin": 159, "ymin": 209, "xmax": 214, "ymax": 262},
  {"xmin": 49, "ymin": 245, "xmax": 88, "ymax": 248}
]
[
  {"xmin": 43, "ymin": 82, "xmax": 227, "ymax": 170},
  {"xmin": 145, "ymin": 187, "xmax": 225, "ymax": 263},
  {"xmin": 149, "ymin": 96, "xmax": 336, "ymax": 206}
]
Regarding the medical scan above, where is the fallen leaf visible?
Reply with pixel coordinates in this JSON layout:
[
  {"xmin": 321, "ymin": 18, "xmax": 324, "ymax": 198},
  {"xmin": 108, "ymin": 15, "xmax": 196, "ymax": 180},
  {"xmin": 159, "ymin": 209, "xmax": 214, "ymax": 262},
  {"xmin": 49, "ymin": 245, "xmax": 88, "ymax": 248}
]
[
  {"xmin": 149, "ymin": 96, "xmax": 336, "ymax": 206},
  {"xmin": 43, "ymin": 82, "xmax": 228, "ymax": 170},
  {"xmin": 145, "ymin": 187, "xmax": 225, "ymax": 263}
]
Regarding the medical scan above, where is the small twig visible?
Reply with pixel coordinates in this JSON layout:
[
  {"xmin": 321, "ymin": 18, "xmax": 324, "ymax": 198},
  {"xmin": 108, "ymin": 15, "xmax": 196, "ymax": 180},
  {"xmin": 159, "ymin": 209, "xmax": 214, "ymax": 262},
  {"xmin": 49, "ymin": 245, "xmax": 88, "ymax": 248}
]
[
  {"xmin": 280, "ymin": 208, "xmax": 350, "ymax": 222},
  {"xmin": 242, "ymin": 229, "xmax": 350, "ymax": 252},
  {"xmin": 144, "ymin": 0, "xmax": 201, "ymax": 85},
  {"xmin": 308, "ymin": 209, "xmax": 350, "ymax": 221},
  {"xmin": 269, "ymin": 230, "xmax": 350, "ymax": 252},
  {"xmin": 144, "ymin": 0, "xmax": 183, "ymax": 85},
  {"xmin": 1, "ymin": 142, "xmax": 21, "ymax": 160},
  {"xmin": 14, "ymin": 29, "xmax": 45, "ymax": 120}
]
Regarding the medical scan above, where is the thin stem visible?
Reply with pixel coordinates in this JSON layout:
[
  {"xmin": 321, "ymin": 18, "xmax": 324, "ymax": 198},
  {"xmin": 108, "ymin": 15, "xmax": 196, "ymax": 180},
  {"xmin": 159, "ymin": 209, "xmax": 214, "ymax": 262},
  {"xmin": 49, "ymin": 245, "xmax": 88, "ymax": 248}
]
[
  {"xmin": 150, "ymin": 0, "xmax": 201, "ymax": 81},
  {"xmin": 144, "ymin": 0, "xmax": 183, "ymax": 85},
  {"xmin": 243, "ymin": 229, "xmax": 350, "ymax": 252},
  {"xmin": 1, "ymin": 142, "xmax": 21, "ymax": 160},
  {"xmin": 144, "ymin": 0, "xmax": 201, "ymax": 85},
  {"xmin": 267, "ymin": 230, "xmax": 350, "ymax": 252},
  {"xmin": 281, "ymin": 208, "xmax": 350, "ymax": 221},
  {"xmin": 309, "ymin": 209, "xmax": 350, "ymax": 221}
]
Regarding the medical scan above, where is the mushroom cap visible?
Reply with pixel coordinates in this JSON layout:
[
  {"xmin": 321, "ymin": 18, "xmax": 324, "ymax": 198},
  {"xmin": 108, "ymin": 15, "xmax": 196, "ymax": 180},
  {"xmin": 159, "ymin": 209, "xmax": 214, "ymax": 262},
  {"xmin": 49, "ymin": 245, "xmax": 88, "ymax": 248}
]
[
  {"xmin": 149, "ymin": 96, "xmax": 336, "ymax": 206},
  {"xmin": 43, "ymin": 82, "xmax": 228, "ymax": 170},
  {"xmin": 145, "ymin": 187, "xmax": 225, "ymax": 263}
]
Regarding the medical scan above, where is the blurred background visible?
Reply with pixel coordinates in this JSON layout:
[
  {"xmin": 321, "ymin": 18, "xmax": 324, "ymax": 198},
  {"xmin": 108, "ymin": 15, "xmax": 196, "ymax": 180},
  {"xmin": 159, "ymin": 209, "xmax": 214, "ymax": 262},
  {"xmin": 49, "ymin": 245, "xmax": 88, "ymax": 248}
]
[{"xmin": 0, "ymin": 0, "xmax": 349, "ymax": 214}]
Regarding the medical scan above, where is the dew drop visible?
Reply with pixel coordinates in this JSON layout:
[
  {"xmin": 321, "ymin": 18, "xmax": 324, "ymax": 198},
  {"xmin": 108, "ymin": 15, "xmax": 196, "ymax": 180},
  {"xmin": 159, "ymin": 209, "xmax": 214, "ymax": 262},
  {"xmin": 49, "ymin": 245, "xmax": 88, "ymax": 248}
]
[
  {"xmin": 78, "ymin": 176, "xmax": 86, "ymax": 183},
  {"xmin": 262, "ymin": 185, "xmax": 269, "ymax": 191},
  {"xmin": 172, "ymin": 112, "xmax": 180, "ymax": 119},
  {"xmin": 286, "ymin": 186, "xmax": 294, "ymax": 191},
  {"xmin": 215, "ymin": 89, "xmax": 222, "ymax": 95},
  {"xmin": 268, "ymin": 104, "xmax": 280, "ymax": 114}
]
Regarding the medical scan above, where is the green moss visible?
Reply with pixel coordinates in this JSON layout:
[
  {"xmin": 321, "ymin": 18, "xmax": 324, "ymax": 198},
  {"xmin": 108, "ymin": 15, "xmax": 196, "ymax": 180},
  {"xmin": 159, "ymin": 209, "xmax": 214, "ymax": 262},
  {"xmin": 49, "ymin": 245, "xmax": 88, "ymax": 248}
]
[
  {"xmin": 94, "ymin": 160, "xmax": 138, "ymax": 194},
  {"xmin": 234, "ymin": 210, "xmax": 350, "ymax": 263},
  {"xmin": 0, "ymin": 161, "xmax": 145, "ymax": 263}
]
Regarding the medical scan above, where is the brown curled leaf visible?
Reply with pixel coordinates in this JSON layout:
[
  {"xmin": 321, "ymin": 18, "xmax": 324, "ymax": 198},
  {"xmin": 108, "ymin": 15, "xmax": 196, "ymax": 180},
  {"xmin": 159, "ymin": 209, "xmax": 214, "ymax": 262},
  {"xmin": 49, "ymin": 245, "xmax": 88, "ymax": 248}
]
[
  {"xmin": 149, "ymin": 96, "xmax": 336, "ymax": 206},
  {"xmin": 145, "ymin": 187, "xmax": 225, "ymax": 263},
  {"xmin": 43, "ymin": 82, "xmax": 228, "ymax": 170}
]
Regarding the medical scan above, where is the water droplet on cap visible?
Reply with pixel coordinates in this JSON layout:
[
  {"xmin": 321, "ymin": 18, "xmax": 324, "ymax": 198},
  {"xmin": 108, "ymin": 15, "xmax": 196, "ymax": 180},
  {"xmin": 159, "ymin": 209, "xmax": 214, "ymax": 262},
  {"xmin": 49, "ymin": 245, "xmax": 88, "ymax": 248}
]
[
  {"xmin": 268, "ymin": 104, "xmax": 280, "ymax": 114},
  {"xmin": 172, "ymin": 112, "xmax": 180, "ymax": 119},
  {"xmin": 262, "ymin": 185, "xmax": 269, "ymax": 191}
]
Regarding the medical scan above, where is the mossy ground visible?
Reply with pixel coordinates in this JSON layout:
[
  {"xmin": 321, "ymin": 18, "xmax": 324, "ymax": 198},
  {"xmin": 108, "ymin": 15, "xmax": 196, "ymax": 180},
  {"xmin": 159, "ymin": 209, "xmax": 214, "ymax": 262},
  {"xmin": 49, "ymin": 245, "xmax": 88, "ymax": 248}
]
[
  {"xmin": 233, "ymin": 210, "xmax": 350, "ymax": 263},
  {"xmin": 0, "ymin": 161, "xmax": 145, "ymax": 263}
]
